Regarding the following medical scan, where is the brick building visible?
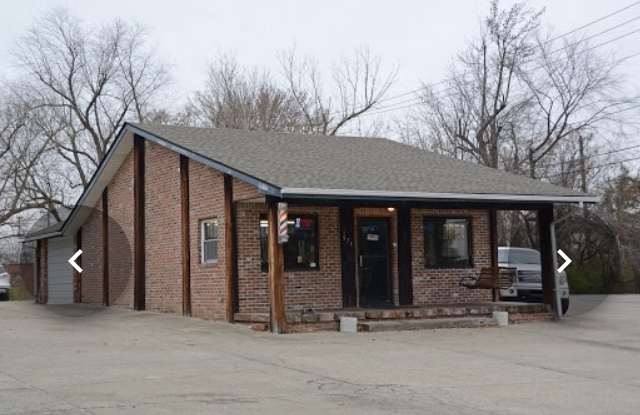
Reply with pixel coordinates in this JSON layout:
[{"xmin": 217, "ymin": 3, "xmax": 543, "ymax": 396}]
[{"xmin": 25, "ymin": 123, "xmax": 596, "ymax": 332}]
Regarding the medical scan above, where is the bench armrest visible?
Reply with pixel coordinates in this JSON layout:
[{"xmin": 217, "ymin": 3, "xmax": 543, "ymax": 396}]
[{"xmin": 458, "ymin": 275, "xmax": 478, "ymax": 286}]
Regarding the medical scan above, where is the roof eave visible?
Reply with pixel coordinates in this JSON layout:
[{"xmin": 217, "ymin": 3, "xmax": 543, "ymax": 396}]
[
  {"xmin": 280, "ymin": 187, "xmax": 600, "ymax": 204},
  {"xmin": 21, "ymin": 231, "xmax": 63, "ymax": 243},
  {"xmin": 32, "ymin": 123, "xmax": 285, "ymax": 242},
  {"xmin": 128, "ymin": 124, "xmax": 282, "ymax": 197}
]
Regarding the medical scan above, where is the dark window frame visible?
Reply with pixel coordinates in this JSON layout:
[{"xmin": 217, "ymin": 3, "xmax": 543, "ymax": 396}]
[
  {"xmin": 423, "ymin": 216, "xmax": 473, "ymax": 269},
  {"xmin": 260, "ymin": 213, "xmax": 320, "ymax": 272}
]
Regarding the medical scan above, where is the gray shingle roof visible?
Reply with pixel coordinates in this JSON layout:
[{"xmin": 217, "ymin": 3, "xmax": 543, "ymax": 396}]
[{"xmin": 131, "ymin": 123, "xmax": 593, "ymax": 202}]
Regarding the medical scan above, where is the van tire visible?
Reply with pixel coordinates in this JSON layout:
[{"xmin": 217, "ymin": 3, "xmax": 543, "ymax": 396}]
[{"xmin": 561, "ymin": 298, "xmax": 569, "ymax": 315}]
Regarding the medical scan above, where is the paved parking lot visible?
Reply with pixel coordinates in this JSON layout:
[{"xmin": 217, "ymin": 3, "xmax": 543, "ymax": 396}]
[{"xmin": 1, "ymin": 296, "xmax": 639, "ymax": 414}]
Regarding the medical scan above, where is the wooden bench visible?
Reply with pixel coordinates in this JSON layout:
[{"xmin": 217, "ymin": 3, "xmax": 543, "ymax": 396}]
[{"xmin": 459, "ymin": 267, "xmax": 517, "ymax": 301}]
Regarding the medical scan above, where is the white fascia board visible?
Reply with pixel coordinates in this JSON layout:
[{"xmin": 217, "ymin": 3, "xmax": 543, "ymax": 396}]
[{"xmin": 280, "ymin": 187, "xmax": 600, "ymax": 204}]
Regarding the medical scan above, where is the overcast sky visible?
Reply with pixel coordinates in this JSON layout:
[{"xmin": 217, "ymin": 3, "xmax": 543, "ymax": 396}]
[{"xmin": 1, "ymin": 0, "xmax": 639, "ymax": 115}]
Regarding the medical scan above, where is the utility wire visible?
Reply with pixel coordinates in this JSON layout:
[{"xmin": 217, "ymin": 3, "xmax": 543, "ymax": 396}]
[
  {"xmin": 546, "ymin": 154, "xmax": 640, "ymax": 177},
  {"xmin": 361, "ymin": 35, "xmax": 640, "ymax": 118},
  {"xmin": 373, "ymin": 1, "xmax": 640, "ymax": 107},
  {"xmin": 544, "ymin": 142, "xmax": 640, "ymax": 168},
  {"xmin": 330, "ymin": 5, "xmax": 640, "ymax": 120}
]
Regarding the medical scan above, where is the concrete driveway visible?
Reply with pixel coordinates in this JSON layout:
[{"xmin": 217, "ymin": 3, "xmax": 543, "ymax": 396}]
[{"xmin": 1, "ymin": 296, "xmax": 639, "ymax": 414}]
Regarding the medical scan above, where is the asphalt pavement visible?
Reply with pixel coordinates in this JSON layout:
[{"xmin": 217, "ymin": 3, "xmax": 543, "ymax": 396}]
[{"xmin": 1, "ymin": 295, "xmax": 639, "ymax": 414}]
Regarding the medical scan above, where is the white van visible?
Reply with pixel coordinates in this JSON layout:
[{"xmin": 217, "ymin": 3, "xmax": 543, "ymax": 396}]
[{"xmin": 498, "ymin": 247, "xmax": 570, "ymax": 315}]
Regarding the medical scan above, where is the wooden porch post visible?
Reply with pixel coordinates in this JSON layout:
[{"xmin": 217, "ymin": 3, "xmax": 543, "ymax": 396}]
[
  {"xmin": 74, "ymin": 228, "xmax": 82, "ymax": 303},
  {"xmin": 267, "ymin": 197, "xmax": 286, "ymax": 333},
  {"xmin": 339, "ymin": 204, "xmax": 357, "ymax": 308},
  {"xmin": 397, "ymin": 205, "xmax": 413, "ymax": 305},
  {"xmin": 133, "ymin": 134, "xmax": 146, "ymax": 311},
  {"xmin": 224, "ymin": 174, "xmax": 238, "ymax": 322},
  {"xmin": 102, "ymin": 188, "xmax": 109, "ymax": 307},
  {"xmin": 489, "ymin": 210, "xmax": 498, "ymax": 268},
  {"xmin": 39, "ymin": 239, "xmax": 48, "ymax": 304},
  {"xmin": 180, "ymin": 155, "xmax": 191, "ymax": 317},
  {"xmin": 34, "ymin": 239, "xmax": 41, "ymax": 303},
  {"xmin": 537, "ymin": 205, "xmax": 556, "ymax": 312}
]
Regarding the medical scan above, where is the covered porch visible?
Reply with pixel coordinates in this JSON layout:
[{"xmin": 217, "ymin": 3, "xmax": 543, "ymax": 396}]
[{"xmin": 243, "ymin": 196, "xmax": 571, "ymax": 333}]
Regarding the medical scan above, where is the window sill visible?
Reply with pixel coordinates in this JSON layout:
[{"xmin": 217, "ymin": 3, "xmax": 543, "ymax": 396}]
[
  {"xmin": 424, "ymin": 265, "xmax": 474, "ymax": 270},
  {"xmin": 261, "ymin": 266, "xmax": 321, "ymax": 273}
]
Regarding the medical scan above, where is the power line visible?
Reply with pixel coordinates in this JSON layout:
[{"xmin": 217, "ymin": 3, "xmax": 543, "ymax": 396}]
[
  {"xmin": 361, "ymin": 36, "xmax": 640, "ymax": 118},
  {"xmin": 375, "ymin": 1, "xmax": 640, "ymax": 107},
  {"xmin": 547, "ymin": 154, "xmax": 640, "ymax": 178},
  {"xmin": 332, "ymin": 4, "xmax": 640, "ymax": 120},
  {"xmin": 547, "ymin": 0, "xmax": 640, "ymax": 43},
  {"xmin": 544, "ymin": 141, "xmax": 640, "ymax": 168}
]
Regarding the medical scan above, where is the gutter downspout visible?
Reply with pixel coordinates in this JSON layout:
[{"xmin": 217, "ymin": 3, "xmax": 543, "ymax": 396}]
[{"xmin": 550, "ymin": 201, "xmax": 583, "ymax": 319}]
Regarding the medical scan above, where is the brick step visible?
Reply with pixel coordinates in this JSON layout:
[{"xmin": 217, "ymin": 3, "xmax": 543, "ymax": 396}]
[
  {"xmin": 360, "ymin": 317, "xmax": 498, "ymax": 332},
  {"xmin": 234, "ymin": 313, "xmax": 269, "ymax": 323}
]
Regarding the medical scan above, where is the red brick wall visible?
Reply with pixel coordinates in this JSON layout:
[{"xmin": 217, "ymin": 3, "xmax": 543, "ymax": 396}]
[
  {"xmin": 411, "ymin": 208, "xmax": 492, "ymax": 304},
  {"xmin": 108, "ymin": 150, "xmax": 135, "ymax": 308},
  {"xmin": 235, "ymin": 201, "xmax": 342, "ymax": 313},
  {"xmin": 189, "ymin": 160, "xmax": 227, "ymax": 320},
  {"xmin": 233, "ymin": 178, "xmax": 262, "ymax": 202},
  {"xmin": 144, "ymin": 142, "xmax": 182, "ymax": 313},
  {"xmin": 284, "ymin": 205, "xmax": 342, "ymax": 311},
  {"xmin": 236, "ymin": 203, "xmax": 268, "ymax": 313},
  {"xmin": 81, "ymin": 198, "xmax": 104, "ymax": 304}
]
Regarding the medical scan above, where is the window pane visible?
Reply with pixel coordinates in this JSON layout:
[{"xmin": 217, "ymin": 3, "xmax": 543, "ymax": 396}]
[
  {"xmin": 203, "ymin": 240, "xmax": 218, "ymax": 262},
  {"xmin": 260, "ymin": 215, "xmax": 318, "ymax": 270},
  {"xmin": 423, "ymin": 218, "xmax": 470, "ymax": 268},
  {"xmin": 204, "ymin": 221, "xmax": 218, "ymax": 240}
]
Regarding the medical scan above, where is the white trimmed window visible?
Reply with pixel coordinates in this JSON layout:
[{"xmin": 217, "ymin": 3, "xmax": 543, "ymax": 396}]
[{"xmin": 201, "ymin": 219, "xmax": 219, "ymax": 263}]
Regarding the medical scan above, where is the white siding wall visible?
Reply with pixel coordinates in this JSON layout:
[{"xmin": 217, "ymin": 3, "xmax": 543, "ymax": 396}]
[{"xmin": 47, "ymin": 237, "xmax": 74, "ymax": 304}]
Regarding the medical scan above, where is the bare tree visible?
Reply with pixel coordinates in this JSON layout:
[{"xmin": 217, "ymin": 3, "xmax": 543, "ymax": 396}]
[
  {"xmin": 185, "ymin": 54, "xmax": 304, "ymax": 131},
  {"xmin": 402, "ymin": 0, "xmax": 638, "ymax": 179},
  {"xmin": 184, "ymin": 47, "xmax": 397, "ymax": 137},
  {"xmin": 11, "ymin": 7, "xmax": 173, "ymax": 188},
  {"xmin": 518, "ymin": 35, "xmax": 638, "ymax": 180},
  {"xmin": 279, "ymin": 46, "xmax": 398, "ymax": 136},
  {"xmin": 0, "ymin": 88, "xmax": 64, "ymax": 231},
  {"xmin": 402, "ymin": 0, "xmax": 543, "ymax": 168}
]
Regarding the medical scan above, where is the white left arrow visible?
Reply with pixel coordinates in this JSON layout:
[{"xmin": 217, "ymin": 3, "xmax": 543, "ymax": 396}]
[
  {"xmin": 69, "ymin": 249, "xmax": 83, "ymax": 273},
  {"xmin": 557, "ymin": 249, "xmax": 572, "ymax": 273}
]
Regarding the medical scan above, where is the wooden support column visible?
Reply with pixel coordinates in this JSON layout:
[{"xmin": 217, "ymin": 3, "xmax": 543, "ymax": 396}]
[
  {"xmin": 74, "ymin": 228, "xmax": 82, "ymax": 303},
  {"xmin": 537, "ymin": 205, "xmax": 556, "ymax": 311},
  {"xmin": 39, "ymin": 239, "xmax": 48, "ymax": 304},
  {"xmin": 224, "ymin": 174, "xmax": 238, "ymax": 322},
  {"xmin": 267, "ymin": 197, "xmax": 285, "ymax": 334},
  {"xmin": 397, "ymin": 206, "xmax": 413, "ymax": 306},
  {"xmin": 133, "ymin": 134, "xmax": 146, "ymax": 311},
  {"xmin": 339, "ymin": 204, "xmax": 357, "ymax": 308},
  {"xmin": 102, "ymin": 188, "xmax": 109, "ymax": 306},
  {"xmin": 489, "ymin": 210, "xmax": 498, "ymax": 268},
  {"xmin": 180, "ymin": 155, "xmax": 191, "ymax": 317},
  {"xmin": 34, "ymin": 239, "xmax": 41, "ymax": 303}
]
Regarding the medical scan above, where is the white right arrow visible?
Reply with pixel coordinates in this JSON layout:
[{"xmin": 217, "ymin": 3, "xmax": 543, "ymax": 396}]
[{"xmin": 557, "ymin": 249, "xmax": 572, "ymax": 273}]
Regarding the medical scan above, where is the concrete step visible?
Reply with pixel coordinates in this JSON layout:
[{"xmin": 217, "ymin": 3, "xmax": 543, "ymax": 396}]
[{"xmin": 360, "ymin": 317, "xmax": 498, "ymax": 332}]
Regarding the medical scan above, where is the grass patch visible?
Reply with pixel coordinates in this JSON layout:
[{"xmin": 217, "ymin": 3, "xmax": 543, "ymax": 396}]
[{"xmin": 7, "ymin": 274, "xmax": 35, "ymax": 301}]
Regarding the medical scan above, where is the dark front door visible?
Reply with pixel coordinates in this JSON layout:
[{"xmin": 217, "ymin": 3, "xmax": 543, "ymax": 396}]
[{"xmin": 358, "ymin": 218, "xmax": 392, "ymax": 307}]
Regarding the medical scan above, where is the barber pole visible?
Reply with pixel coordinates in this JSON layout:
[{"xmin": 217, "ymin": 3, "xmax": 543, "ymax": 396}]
[{"xmin": 278, "ymin": 202, "xmax": 289, "ymax": 244}]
